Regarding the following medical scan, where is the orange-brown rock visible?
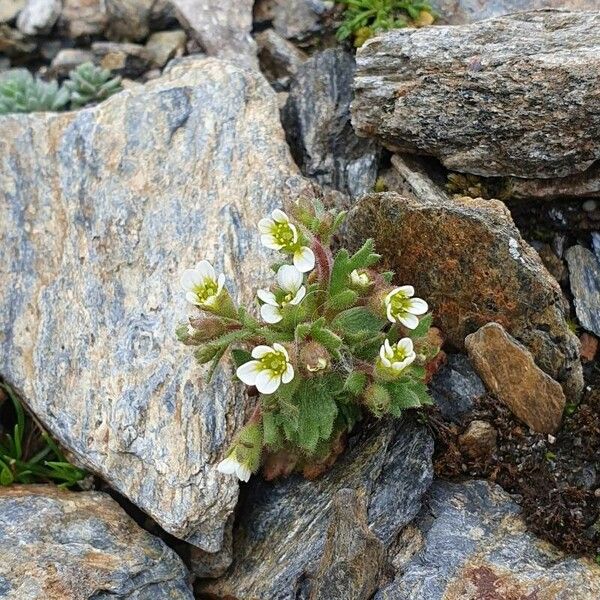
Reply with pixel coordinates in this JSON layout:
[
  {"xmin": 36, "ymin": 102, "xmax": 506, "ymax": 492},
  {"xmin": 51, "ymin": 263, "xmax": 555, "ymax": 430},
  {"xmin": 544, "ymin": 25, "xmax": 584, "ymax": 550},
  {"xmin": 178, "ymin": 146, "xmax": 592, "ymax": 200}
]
[
  {"xmin": 346, "ymin": 190, "xmax": 582, "ymax": 399},
  {"xmin": 458, "ymin": 420, "xmax": 497, "ymax": 461},
  {"xmin": 465, "ymin": 323, "xmax": 566, "ymax": 433}
]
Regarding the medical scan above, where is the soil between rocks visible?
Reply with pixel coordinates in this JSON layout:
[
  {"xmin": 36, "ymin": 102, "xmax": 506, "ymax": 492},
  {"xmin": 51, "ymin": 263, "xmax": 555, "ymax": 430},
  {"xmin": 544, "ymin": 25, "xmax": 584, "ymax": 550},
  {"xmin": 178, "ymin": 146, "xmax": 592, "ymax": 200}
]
[{"xmin": 431, "ymin": 364, "xmax": 600, "ymax": 558}]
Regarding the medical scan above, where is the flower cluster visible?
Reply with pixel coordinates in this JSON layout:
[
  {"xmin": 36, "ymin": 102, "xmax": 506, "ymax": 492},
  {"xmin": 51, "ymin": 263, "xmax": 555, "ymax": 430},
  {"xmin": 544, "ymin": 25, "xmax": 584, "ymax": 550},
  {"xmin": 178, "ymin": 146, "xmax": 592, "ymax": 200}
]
[{"xmin": 177, "ymin": 200, "xmax": 437, "ymax": 482}]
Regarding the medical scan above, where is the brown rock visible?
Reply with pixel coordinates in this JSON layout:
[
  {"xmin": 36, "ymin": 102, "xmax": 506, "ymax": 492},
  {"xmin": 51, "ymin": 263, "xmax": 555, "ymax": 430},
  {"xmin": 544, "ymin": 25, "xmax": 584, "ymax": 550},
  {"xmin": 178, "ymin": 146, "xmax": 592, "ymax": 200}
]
[
  {"xmin": 146, "ymin": 29, "xmax": 186, "ymax": 67},
  {"xmin": 580, "ymin": 332, "xmax": 598, "ymax": 362},
  {"xmin": 346, "ymin": 185, "xmax": 583, "ymax": 399},
  {"xmin": 105, "ymin": 0, "xmax": 154, "ymax": 41},
  {"xmin": 92, "ymin": 41, "xmax": 154, "ymax": 77},
  {"xmin": 465, "ymin": 323, "xmax": 566, "ymax": 433},
  {"xmin": 58, "ymin": 0, "xmax": 108, "ymax": 37},
  {"xmin": 458, "ymin": 420, "xmax": 497, "ymax": 460},
  {"xmin": 0, "ymin": 0, "xmax": 25, "ymax": 23},
  {"xmin": 49, "ymin": 48, "xmax": 95, "ymax": 77},
  {"xmin": 0, "ymin": 22, "xmax": 35, "ymax": 56}
]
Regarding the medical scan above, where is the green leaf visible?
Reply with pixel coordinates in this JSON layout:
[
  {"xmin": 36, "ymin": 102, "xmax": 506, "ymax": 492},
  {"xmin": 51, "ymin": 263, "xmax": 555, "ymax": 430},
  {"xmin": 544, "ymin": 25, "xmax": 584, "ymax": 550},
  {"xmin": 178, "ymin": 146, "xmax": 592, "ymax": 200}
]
[
  {"xmin": 0, "ymin": 463, "xmax": 13, "ymax": 486},
  {"xmin": 343, "ymin": 372, "xmax": 367, "ymax": 396},
  {"xmin": 262, "ymin": 411, "xmax": 283, "ymax": 449},
  {"xmin": 231, "ymin": 349, "xmax": 252, "ymax": 369},
  {"xmin": 329, "ymin": 239, "xmax": 380, "ymax": 298},
  {"xmin": 409, "ymin": 313, "xmax": 433, "ymax": 339},
  {"xmin": 310, "ymin": 327, "xmax": 343, "ymax": 360},
  {"xmin": 332, "ymin": 306, "xmax": 385, "ymax": 337},
  {"xmin": 326, "ymin": 289, "xmax": 358, "ymax": 312}
]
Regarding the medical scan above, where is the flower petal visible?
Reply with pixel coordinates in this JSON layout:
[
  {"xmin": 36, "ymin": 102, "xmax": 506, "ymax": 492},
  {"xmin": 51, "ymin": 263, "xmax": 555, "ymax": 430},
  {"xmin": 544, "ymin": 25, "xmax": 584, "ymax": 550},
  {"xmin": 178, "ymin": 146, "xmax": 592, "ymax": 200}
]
[
  {"xmin": 257, "ymin": 289, "xmax": 278, "ymax": 306},
  {"xmin": 252, "ymin": 345, "xmax": 274, "ymax": 359},
  {"xmin": 395, "ymin": 285, "xmax": 415, "ymax": 297},
  {"xmin": 386, "ymin": 304, "xmax": 396, "ymax": 323},
  {"xmin": 261, "ymin": 303, "xmax": 283, "ymax": 324},
  {"xmin": 293, "ymin": 246, "xmax": 315, "ymax": 272},
  {"xmin": 261, "ymin": 234, "xmax": 283, "ymax": 250},
  {"xmin": 272, "ymin": 209, "xmax": 289, "ymax": 223},
  {"xmin": 272, "ymin": 343, "xmax": 289, "ymax": 360},
  {"xmin": 255, "ymin": 370, "xmax": 280, "ymax": 395},
  {"xmin": 181, "ymin": 268, "xmax": 203, "ymax": 291},
  {"xmin": 281, "ymin": 363, "xmax": 294, "ymax": 384},
  {"xmin": 397, "ymin": 337, "xmax": 414, "ymax": 354},
  {"xmin": 258, "ymin": 217, "xmax": 275, "ymax": 234},
  {"xmin": 235, "ymin": 463, "xmax": 252, "ymax": 482},
  {"xmin": 277, "ymin": 264, "xmax": 303, "ymax": 292},
  {"xmin": 185, "ymin": 291, "xmax": 201, "ymax": 306},
  {"xmin": 407, "ymin": 297, "xmax": 428, "ymax": 315},
  {"xmin": 290, "ymin": 286, "xmax": 306, "ymax": 305},
  {"xmin": 216, "ymin": 273, "xmax": 225, "ymax": 296},
  {"xmin": 398, "ymin": 313, "xmax": 419, "ymax": 330},
  {"xmin": 216, "ymin": 457, "xmax": 237, "ymax": 475},
  {"xmin": 236, "ymin": 360, "xmax": 261, "ymax": 385},
  {"xmin": 195, "ymin": 260, "xmax": 216, "ymax": 282}
]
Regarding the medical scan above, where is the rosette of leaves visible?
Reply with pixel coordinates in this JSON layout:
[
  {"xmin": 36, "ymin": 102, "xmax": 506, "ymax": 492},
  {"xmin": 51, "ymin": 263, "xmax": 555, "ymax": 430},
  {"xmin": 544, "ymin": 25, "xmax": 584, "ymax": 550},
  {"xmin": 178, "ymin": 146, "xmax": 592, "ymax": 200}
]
[
  {"xmin": 177, "ymin": 200, "xmax": 439, "ymax": 480},
  {"xmin": 336, "ymin": 0, "xmax": 435, "ymax": 47},
  {"xmin": 65, "ymin": 62, "xmax": 122, "ymax": 109},
  {"xmin": 0, "ymin": 383, "xmax": 87, "ymax": 487},
  {"xmin": 0, "ymin": 70, "xmax": 69, "ymax": 115}
]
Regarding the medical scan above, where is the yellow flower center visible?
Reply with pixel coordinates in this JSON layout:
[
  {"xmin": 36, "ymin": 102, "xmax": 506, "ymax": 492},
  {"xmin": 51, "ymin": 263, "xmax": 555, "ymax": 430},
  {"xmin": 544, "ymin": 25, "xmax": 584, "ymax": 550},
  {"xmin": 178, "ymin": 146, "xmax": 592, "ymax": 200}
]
[
  {"xmin": 192, "ymin": 279, "xmax": 218, "ymax": 303},
  {"xmin": 389, "ymin": 345, "xmax": 408, "ymax": 363},
  {"xmin": 259, "ymin": 351, "xmax": 287, "ymax": 376},
  {"xmin": 388, "ymin": 292, "xmax": 411, "ymax": 316},
  {"xmin": 272, "ymin": 222, "xmax": 296, "ymax": 249}
]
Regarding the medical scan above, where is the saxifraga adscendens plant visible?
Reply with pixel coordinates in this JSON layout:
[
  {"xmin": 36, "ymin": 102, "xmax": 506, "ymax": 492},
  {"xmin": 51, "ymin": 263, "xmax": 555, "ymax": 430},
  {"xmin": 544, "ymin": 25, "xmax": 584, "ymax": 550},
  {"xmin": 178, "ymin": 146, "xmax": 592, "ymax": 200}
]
[{"xmin": 176, "ymin": 200, "xmax": 438, "ymax": 482}]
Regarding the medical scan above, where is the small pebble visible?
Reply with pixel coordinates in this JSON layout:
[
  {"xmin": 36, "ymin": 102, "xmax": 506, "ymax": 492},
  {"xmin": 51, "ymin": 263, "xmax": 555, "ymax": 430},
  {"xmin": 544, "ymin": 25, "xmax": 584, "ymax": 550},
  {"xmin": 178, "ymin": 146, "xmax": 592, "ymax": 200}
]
[{"xmin": 582, "ymin": 200, "xmax": 597, "ymax": 212}]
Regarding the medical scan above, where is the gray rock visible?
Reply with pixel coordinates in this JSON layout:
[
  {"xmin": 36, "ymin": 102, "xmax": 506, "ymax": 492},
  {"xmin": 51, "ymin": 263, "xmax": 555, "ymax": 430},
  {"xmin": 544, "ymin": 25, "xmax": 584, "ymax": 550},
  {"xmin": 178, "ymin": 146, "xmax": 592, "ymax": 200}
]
[
  {"xmin": 49, "ymin": 48, "xmax": 95, "ymax": 77},
  {"xmin": 104, "ymin": 0, "xmax": 154, "ymax": 42},
  {"xmin": 592, "ymin": 232, "xmax": 600, "ymax": 263},
  {"xmin": 346, "ymin": 191, "xmax": 583, "ymax": 399},
  {"xmin": 145, "ymin": 29, "xmax": 186, "ymax": 68},
  {"xmin": 283, "ymin": 48, "xmax": 380, "ymax": 198},
  {"xmin": 16, "ymin": 0, "xmax": 60, "ymax": 34},
  {"xmin": 201, "ymin": 417, "xmax": 434, "ymax": 599},
  {"xmin": 432, "ymin": 0, "xmax": 599, "ymax": 24},
  {"xmin": 0, "ymin": 485, "xmax": 193, "ymax": 599},
  {"xmin": 255, "ymin": 28, "xmax": 307, "ymax": 90},
  {"xmin": 376, "ymin": 479, "xmax": 600, "ymax": 599},
  {"xmin": 310, "ymin": 488, "xmax": 384, "ymax": 600},
  {"xmin": 172, "ymin": 0, "xmax": 257, "ymax": 69},
  {"xmin": 0, "ymin": 0, "xmax": 25, "ymax": 23},
  {"xmin": 255, "ymin": 0, "xmax": 332, "ymax": 43},
  {"xmin": 0, "ymin": 57, "xmax": 306, "ymax": 551},
  {"xmin": 0, "ymin": 22, "xmax": 35, "ymax": 56},
  {"xmin": 429, "ymin": 354, "xmax": 485, "ymax": 423},
  {"xmin": 91, "ymin": 41, "xmax": 155, "ymax": 77},
  {"xmin": 352, "ymin": 10, "xmax": 600, "ymax": 178},
  {"xmin": 566, "ymin": 245, "xmax": 600, "ymax": 336}
]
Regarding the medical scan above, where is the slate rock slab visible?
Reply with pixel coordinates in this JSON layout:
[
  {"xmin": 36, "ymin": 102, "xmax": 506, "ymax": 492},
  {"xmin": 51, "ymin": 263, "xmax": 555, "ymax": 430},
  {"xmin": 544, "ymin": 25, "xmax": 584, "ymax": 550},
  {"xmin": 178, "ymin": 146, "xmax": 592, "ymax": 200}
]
[
  {"xmin": 283, "ymin": 48, "xmax": 380, "ymax": 198},
  {"xmin": 346, "ymin": 192, "xmax": 583, "ymax": 399},
  {"xmin": 0, "ymin": 485, "xmax": 193, "ymax": 599},
  {"xmin": 566, "ymin": 245, "xmax": 600, "ymax": 337},
  {"xmin": 201, "ymin": 417, "xmax": 434, "ymax": 599},
  {"xmin": 0, "ymin": 58, "xmax": 305, "ymax": 552},
  {"xmin": 376, "ymin": 479, "xmax": 600, "ymax": 599},
  {"xmin": 352, "ymin": 10, "xmax": 600, "ymax": 178}
]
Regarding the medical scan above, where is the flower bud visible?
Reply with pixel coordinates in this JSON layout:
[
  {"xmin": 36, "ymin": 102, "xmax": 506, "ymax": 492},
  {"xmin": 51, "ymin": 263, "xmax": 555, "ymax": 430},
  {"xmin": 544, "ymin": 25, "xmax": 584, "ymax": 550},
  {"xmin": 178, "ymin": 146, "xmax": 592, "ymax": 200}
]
[
  {"xmin": 187, "ymin": 316, "xmax": 234, "ymax": 342},
  {"xmin": 299, "ymin": 341, "xmax": 330, "ymax": 375},
  {"xmin": 363, "ymin": 383, "xmax": 390, "ymax": 417}
]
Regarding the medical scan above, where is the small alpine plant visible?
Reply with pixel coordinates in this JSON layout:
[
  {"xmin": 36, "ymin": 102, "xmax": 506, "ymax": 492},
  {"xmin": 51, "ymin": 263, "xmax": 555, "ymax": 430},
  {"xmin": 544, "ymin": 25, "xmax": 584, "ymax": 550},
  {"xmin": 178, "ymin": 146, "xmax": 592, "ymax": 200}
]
[{"xmin": 177, "ymin": 200, "xmax": 438, "ymax": 481}]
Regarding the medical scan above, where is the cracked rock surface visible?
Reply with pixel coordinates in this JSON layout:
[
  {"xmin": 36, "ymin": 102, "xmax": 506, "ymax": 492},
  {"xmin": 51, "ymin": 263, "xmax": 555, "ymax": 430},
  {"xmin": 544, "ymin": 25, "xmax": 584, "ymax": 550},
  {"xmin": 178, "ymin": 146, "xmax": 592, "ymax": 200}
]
[{"xmin": 0, "ymin": 57, "xmax": 306, "ymax": 552}]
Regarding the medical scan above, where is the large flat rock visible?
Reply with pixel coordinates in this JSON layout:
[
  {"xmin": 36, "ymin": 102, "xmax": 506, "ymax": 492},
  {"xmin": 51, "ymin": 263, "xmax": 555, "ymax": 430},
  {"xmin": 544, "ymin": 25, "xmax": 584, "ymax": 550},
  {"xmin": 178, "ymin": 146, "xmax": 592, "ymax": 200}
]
[
  {"xmin": 352, "ymin": 10, "xmax": 600, "ymax": 178},
  {"xmin": 346, "ymin": 191, "xmax": 583, "ymax": 399},
  {"xmin": 0, "ymin": 58, "xmax": 305, "ymax": 551},
  {"xmin": 376, "ymin": 479, "xmax": 600, "ymax": 599},
  {"xmin": 0, "ymin": 485, "xmax": 193, "ymax": 599},
  {"xmin": 201, "ymin": 417, "xmax": 434, "ymax": 599}
]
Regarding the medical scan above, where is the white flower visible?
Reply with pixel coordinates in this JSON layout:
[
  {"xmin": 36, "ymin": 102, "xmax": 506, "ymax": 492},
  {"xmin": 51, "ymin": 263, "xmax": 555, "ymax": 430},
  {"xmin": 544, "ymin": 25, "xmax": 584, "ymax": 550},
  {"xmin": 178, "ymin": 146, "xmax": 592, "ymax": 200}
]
[
  {"xmin": 292, "ymin": 245, "xmax": 315, "ymax": 273},
  {"xmin": 216, "ymin": 455, "xmax": 251, "ymax": 482},
  {"xmin": 349, "ymin": 269, "xmax": 370, "ymax": 288},
  {"xmin": 384, "ymin": 285, "xmax": 428, "ymax": 329},
  {"xmin": 236, "ymin": 343, "xmax": 294, "ymax": 394},
  {"xmin": 258, "ymin": 209, "xmax": 315, "ymax": 273},
  {"xmin": 257, "ymin": 265, "xmax": 306, "ymax": 324},
  {"xmin": 181, "ymin": 260, "xmax": 225, "ymax": 308},
  {"xmin": 378, "ymin": 338, "xmax": 416, "ymax": 374}
]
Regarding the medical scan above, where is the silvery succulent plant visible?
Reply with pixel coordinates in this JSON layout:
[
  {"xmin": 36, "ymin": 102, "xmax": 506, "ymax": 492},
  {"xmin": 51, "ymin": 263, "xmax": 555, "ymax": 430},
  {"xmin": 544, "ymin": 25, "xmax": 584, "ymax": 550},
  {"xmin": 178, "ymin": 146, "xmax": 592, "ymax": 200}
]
[{"xmin": 0, "ymin": 70, "xmax": 69, "ymax": 115}]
